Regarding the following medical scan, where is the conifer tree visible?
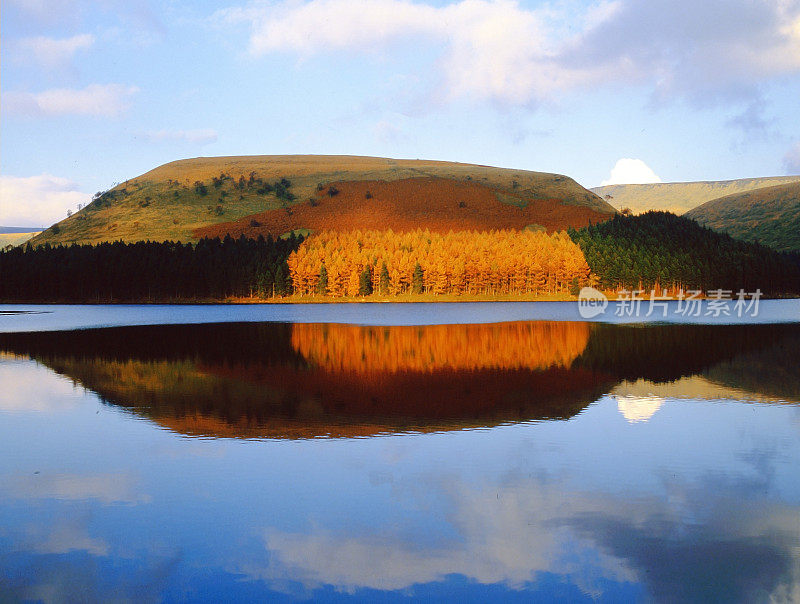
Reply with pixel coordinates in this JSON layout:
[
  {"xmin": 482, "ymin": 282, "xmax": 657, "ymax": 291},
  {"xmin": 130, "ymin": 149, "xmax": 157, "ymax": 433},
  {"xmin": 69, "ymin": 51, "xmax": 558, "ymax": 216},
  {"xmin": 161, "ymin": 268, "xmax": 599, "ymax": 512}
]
[
  {"xmin": 379, "ymin": 262, "xmax": 390, "ymax": 295},
  {"xmin": 412, "ymin": 263, "xmax": 424, "ymax": 294},
  {"xmin": 317, "ymin": 263, "xmax": 328, "ymax": 295},
  {"xmin": 359, "ymin": 267, "xmax": 373, "ymax": 296}
]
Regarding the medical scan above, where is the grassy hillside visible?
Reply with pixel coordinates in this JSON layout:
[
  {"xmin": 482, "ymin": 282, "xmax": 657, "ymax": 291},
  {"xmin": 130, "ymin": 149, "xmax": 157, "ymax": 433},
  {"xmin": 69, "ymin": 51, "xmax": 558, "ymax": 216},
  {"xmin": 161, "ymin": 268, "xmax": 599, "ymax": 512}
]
[
  {"xmin": 591, "ymin": 176, "xmax": 800, "ymax": 215},
  {"xmin": 30, "ymin": 155, "xmax": 615, "ymax": 246},
  {"xmin": 0, "ymin": 231, "xmax": 40, "ymax": 249},
  {"xmin": 684, "ymin": 182, "xmax": 800, "ymax": 253}
]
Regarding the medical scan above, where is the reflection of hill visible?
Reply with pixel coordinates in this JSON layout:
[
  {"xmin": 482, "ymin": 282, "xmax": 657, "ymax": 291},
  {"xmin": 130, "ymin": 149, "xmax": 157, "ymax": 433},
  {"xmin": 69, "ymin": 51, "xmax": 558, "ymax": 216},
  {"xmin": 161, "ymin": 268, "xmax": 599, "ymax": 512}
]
[
  {"xmin": 0, "ymin": 322, "xmax": 612, "ymax": 439},
  {"xmin": 701, "ymin": 330, "xmax": 800, "ymax": 401},
  {"xmin": 2, "ymin": 321, "xmax": 798, "ymax": 439},
  {"xmin": 292, "ymin": 322, "xmax": 590, "ymax": 372},
  {"xmin": 612, "ymin": 376, "xmax": 800, "ymax": 405},
  {"xmin": 574, "ymin": 324, "xmax": 800, "ymax": 384}
]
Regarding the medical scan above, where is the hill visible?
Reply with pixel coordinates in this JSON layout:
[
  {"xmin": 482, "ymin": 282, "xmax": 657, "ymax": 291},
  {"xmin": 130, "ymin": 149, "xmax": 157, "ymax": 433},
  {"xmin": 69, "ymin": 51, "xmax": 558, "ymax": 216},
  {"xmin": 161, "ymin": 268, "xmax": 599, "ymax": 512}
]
[
  {"xmin": 684, "ymin": 182, "xmax": 800, "ymax": 253},
  {"xmin": 0, "ymin": 231, "xmax": 41, "ymax": 249},
  {"xmin": 569, "ymin": 211, "xmax": 800, "ymax": 295},
  {"xmin": 591, "ymin": 176, "xmax": 800, "ymax": 215},
  {"xmin": 30, "ymin": 155, "xmax": 615, "ymax": 246}
]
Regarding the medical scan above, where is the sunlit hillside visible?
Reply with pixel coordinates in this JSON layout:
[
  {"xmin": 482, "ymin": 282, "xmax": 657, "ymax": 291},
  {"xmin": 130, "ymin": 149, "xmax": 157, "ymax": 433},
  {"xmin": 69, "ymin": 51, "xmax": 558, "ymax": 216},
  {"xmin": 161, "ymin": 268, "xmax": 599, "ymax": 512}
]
[
  {"xmin": 30, "ymin": 155, "xmax": 615, "ymax": 246},
  {"xmin": 684, "ymin": 182, "xmax": 800, "ymax": 252},
  {"xmin": 591, "ymin": 176, "xmax": 800, "ymax": 215},
  {"xmin": 0, "ymin": 231, "xmax": 40, "ymax": 249}
]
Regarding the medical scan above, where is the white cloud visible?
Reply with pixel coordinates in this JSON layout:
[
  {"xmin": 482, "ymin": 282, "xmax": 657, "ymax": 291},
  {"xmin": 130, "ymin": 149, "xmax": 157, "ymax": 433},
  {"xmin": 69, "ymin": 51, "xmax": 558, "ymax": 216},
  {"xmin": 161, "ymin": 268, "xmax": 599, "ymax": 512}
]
[
  {"xmin": 0, "ymin": 360, "xmax": 83, "ymax": 412},
  {"xmin": 220, "ymin": 0, "xmax": 800, "ymax": 107},
  {"xmin": 221, "ymin": 0, "xmax": 566, "ymax": 105},
  {"xmin": 600, "ymin": 158, "xmax": 662, "ymax": 186},
  {"xmin": 31, "ymin": 519, "xmax": 109, "ymax": 556},
  {"xmin": 240, "ymin": 472, "xmax": 800, "ymax": 601},
  {"xmin": 5, "ymin": 472, "xmax": 149, "ymax": 504},
  {"xmin": 17, "ymin": 34, "xmax": 95, "ymax": 68},
  {"xmin": 784, "ymin": 142, "xmax": 800, "ymax": 174},
  {"xmin": 0, "ymin": 174, "xmax": 88, "ymax": 227},
  {"xmin": 3, "ymin": 84, "xmax": 138, "ymax": 117},
  {"xmin": 373, "ymin": 119, "xmax": 406, "ymax": 144},
  {"xmin": 145, "ymin": 128, "xmax": 219, "ymax": 145}
]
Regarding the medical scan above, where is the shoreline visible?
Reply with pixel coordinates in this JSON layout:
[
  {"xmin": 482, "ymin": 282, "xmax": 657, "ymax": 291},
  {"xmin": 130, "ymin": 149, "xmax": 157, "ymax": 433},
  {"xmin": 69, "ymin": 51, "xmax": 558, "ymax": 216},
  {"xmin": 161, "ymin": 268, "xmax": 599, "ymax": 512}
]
[{"xmin": 1, "ymin": 292, "xmax": 796, "ymax": 305}]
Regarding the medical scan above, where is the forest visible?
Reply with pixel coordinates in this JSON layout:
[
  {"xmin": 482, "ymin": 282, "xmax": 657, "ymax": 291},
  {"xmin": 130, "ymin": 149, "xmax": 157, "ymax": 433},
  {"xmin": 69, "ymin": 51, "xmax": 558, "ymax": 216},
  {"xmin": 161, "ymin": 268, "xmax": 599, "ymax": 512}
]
[
  {"xmin": 3, "ymin": 211, "xmax": 800, "ymax": 302},
  {"xmin": 569, "ymin": 212, "xmax": 800, "ymax": 294},
  {"xmin": 0, "ymin": 235, "xmax": 301, "ymax": 302},
  {"xmin": 287, "ymin": 229, "xmax": 593, "ymax": 297}
]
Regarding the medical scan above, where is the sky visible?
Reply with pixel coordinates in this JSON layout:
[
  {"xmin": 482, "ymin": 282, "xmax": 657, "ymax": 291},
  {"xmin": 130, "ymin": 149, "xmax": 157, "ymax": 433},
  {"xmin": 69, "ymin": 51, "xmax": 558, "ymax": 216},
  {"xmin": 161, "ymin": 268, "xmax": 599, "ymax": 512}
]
[{"xmin": 2, "ymin": 0, "xmax": 800, "ymax": 227}]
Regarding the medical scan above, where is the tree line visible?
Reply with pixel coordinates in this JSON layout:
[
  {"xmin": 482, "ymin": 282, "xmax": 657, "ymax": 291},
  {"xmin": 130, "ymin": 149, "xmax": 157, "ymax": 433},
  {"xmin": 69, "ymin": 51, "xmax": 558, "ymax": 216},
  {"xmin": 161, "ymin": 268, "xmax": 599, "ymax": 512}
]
[
  {"xmin": 5, "ymin": 211, "xmax": 800, "ymax": 302},
  {"xmin": 0, "ymin": 235, "xmax": 302, "ymax": 302},
  {"xmin": 569, "ymin": 211, "xmax": 800, "ymax": 294},
  {"xmin": 287, "ymin": 229, "xmax": 593, "ymax": 296}
]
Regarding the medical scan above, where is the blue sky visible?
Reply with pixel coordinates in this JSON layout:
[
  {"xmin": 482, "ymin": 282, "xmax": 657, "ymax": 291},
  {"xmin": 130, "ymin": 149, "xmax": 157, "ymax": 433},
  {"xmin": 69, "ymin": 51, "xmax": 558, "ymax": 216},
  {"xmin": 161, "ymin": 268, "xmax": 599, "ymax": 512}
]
[{"xmin": 2, "ymin": 0, "xmax": 800, "ymax": 226}]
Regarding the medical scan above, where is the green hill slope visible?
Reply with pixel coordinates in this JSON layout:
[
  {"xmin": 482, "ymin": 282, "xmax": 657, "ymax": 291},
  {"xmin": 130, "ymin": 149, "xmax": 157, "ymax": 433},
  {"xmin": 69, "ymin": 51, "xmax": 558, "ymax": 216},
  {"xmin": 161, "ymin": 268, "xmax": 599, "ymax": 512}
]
[
  {"xmin": 30, "ymin": 155, "xmax": 615, "ymax": 246},
  {"xmin": 591, "ymin": 176, "xmax": 800, "ymax": 215},
  {"xmin": 684, "ymin": 182, "xmax": 800, "ymax": 252}
]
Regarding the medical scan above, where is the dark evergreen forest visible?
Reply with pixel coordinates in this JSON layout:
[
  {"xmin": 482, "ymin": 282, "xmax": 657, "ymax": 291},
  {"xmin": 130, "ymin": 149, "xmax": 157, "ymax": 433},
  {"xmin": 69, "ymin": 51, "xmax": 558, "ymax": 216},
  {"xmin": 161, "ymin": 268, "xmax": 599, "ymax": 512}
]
[
  {"xmin": 0, "ymin": 234, "xmax": 302, "ymax": 302},
  {"xmin": 569, "ymin": 212, "xmax": 800, "ymax": 294}
]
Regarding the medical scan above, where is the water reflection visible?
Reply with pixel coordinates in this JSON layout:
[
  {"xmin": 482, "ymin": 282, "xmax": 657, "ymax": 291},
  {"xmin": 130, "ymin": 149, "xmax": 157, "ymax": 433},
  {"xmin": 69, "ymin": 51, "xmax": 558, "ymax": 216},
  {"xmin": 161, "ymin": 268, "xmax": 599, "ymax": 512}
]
[
  {"xmin": 1, "ymin": 321, "xmax": 800, "ymax": 602},
  {"xmin": 1, "ymin": 322, "xmax": 798, "ymax": 438}
]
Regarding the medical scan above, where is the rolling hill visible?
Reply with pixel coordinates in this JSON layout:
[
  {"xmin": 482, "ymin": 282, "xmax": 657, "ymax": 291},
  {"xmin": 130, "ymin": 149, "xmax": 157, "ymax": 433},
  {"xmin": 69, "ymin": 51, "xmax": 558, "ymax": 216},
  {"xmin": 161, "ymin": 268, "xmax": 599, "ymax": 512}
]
[
  {"xmin": 30, "ymin": 155, "xmax": 615, "ymax": 246},
  {"xmin": 0, "ymin": 228, "xmax": 42, "ymax": 249},
  {"xmin": 684, "ymin": 181, "xmax": 800, "ymax": 253},
  {"xmin": 591, "ymin": 176, "xmax": 800, "ymax": 215}
]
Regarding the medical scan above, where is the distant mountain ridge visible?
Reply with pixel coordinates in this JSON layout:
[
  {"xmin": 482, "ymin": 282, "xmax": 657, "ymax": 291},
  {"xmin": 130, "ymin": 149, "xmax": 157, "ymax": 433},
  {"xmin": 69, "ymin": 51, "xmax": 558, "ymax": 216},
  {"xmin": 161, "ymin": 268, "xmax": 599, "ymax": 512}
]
[
  {"xmin": 591, "ymin": 176, "xmax": 800, "ymax": 215},
  {"xmin": 0, "ymin": 226, "xmax": 44, "ymax": 234}
]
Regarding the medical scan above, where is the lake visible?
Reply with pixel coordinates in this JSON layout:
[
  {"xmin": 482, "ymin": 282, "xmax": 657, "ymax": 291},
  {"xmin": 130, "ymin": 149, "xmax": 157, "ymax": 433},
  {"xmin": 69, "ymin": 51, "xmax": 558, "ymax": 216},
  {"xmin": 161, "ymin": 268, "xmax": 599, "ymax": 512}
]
[{"xmin": 1, "ymin": 303, "xmax": 799, "ymax": 602}]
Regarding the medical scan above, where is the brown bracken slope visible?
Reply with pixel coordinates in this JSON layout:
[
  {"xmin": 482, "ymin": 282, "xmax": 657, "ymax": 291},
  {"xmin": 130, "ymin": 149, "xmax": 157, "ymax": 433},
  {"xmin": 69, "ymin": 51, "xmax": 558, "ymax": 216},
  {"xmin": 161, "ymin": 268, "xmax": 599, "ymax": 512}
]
[
  {"xmin": 32, "ymin": 155, "xmax": 615, "ymax": 246},
  {"xmin": 195, "ymin": 176, "xmax": 612, "ymax": 239}
]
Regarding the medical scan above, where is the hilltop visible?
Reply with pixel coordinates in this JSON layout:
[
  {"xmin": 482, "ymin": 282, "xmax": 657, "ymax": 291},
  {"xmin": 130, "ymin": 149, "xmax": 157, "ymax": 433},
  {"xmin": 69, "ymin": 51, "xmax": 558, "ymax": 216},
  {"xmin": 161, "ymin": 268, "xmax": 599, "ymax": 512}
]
[
  {"xmin": 591, "ymin": 176, "xmax": 800, "ymax": 215},
  {"xmin": 31, "ymin": 155, "xmax": 615, "ymax": 246},
  {"xmin": 684, "ymin": 182, "xmax": 800, "ymax": 253}
]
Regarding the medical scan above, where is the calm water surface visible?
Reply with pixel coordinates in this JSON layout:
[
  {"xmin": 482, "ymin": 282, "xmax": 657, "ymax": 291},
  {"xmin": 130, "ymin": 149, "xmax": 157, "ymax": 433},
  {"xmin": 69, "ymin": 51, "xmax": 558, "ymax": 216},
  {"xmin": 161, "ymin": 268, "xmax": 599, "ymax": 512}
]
[
  {"xmin": 1, "ymin": 298, "xmax": 799, "ymax": 332},
  {"xmin": 1, "ymin": 305, "xmax": 800, "ymax": 602}
]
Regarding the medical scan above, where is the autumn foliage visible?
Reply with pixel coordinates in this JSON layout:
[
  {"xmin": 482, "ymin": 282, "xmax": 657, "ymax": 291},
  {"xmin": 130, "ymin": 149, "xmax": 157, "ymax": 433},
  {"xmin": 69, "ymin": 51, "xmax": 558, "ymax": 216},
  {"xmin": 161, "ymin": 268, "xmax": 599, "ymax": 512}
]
[
  {"xmin": 292, "ymin": 322, "xmax": 591, "ymax": 373},
  {"xmin": 288, "ymin": 229, "xmax": 593, "ymax": 296},
  {"xmin": 194, "ymin": 176, "xmax": 613, "ymax": 240}
]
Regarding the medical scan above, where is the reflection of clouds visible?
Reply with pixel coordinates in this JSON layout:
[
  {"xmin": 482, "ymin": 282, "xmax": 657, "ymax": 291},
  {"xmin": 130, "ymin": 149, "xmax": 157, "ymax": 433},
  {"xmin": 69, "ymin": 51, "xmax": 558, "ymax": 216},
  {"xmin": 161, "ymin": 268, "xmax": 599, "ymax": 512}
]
[
  {"xmin": 22, "ymin": 515, "xmax": 109, "ymax": 557},
  {"xmin": 615, "ymin": 395, "xmax": 664, "ymax": 423},
  {"xmin": 248, "ymin": 471, "xmax": 800, "ymax": 601},
  {"xmin": 244, "ymin": 480, "xmax": 636, "ymax": 595},
  {"xmin": 0, "ymin": 551, "xmax": 180, "ymax": 604},
  {"xmin": 0, "ymin": 359, "xmax": 82, "ymax": 413},
  {"xmin": 3, "ymin": 473, "xmax": 150, "ymax": 504}
]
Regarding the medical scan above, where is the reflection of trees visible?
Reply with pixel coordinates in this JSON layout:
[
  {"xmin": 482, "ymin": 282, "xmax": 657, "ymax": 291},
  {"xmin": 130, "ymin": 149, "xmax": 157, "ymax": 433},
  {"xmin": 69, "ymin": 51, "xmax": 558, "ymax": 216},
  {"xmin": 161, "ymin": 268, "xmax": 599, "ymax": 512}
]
[
  {"xmin": 0, "ymin": 323, "xmax": 305, "ymax": 367},
  {"xmin": 0, "ymin": 322, "xmax": 610, "ymax": 438},
  {"xmin": 702, "ymin": 330, "xmax": 800, "ymax": 400},
  {"xmin": 2, "ymin": 321, "xmax": 798, "ymax": 439},
  {"xmin": 575, "ymin": 323, "xmax": 800, "ymax": 385},
  {"xmin": 291, "ymin": 322, "xmax": 591, "ymax": 372}
]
